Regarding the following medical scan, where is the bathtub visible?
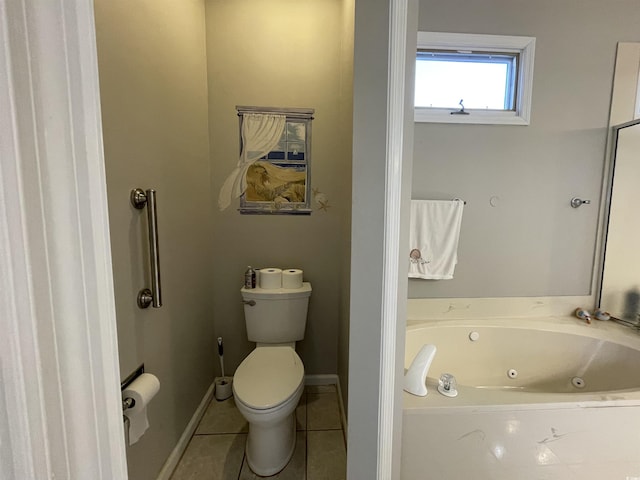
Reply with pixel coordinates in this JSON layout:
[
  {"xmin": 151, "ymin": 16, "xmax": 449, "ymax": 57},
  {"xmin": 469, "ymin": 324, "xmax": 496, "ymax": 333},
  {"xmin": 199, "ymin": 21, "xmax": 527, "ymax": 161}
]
[{"xmin": 401, "ymin": 316, "xmax": 640, "ymax": 480}]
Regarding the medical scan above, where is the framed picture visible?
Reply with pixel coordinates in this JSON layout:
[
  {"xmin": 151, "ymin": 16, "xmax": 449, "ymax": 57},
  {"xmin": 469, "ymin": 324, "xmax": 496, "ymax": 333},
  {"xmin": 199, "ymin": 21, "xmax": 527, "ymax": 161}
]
[{"xmin": 237, "ymin": 107, "xmax": 313, "ymax": 214}]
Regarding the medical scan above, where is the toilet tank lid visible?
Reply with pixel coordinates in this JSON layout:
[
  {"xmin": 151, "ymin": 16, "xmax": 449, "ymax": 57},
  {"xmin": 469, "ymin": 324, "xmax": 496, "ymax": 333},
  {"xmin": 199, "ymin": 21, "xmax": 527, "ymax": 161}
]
[
  {"xmin": 241, "ymin": 282, "xmax": 312, "ymax": 299},
  {"xmin": 233, "ymin": 347, "xmax": 304, "ymax": 409}
]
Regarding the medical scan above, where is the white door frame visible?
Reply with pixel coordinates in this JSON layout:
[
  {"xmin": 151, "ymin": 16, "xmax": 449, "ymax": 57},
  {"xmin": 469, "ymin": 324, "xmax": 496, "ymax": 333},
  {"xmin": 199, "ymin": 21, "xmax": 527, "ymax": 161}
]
[
  {"xmin": 1, "ymin": 1, "xmax": 126, "ymax": 478},
  {"xmin": 1, "ymin": 1, "xmax": 409, "ymax": 478},
  {"xmin": 377, "ymin": 0, "xmax": 412, "ymax": 477}
]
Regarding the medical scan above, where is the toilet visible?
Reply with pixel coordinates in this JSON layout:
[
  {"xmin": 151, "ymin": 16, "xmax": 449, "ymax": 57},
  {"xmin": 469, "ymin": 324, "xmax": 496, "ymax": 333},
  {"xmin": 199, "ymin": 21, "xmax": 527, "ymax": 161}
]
[{"xmin": 233, "ymin": 282, "xmax": 312, "ymax": 476}]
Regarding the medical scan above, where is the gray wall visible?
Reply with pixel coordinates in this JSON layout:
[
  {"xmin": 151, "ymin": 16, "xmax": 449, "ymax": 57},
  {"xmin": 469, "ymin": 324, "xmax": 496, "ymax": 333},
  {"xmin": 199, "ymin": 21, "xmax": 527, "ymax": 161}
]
[
  {"xmin": 409, "ymin": 0, "xmax": 640, "ymax": 299},
  {"xmin": 94, "ymin": 2, "xmax": 214, "ymax": 479},
  {"xmin": 205, "ymin": 0, "xmax": 353, "ymax": 377},
  {"xmin": 349, "ymin": 0, "xmax": 390, "ymax": 473},
  {"xmin": 348, "ymin": 0, "xmax": 417, "ymax": 477}
]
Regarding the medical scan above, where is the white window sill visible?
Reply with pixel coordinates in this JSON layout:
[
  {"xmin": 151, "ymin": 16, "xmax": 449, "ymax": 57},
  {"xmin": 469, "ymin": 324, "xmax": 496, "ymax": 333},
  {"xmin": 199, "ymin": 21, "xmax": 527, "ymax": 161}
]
[{"xmin": 415, "ymin": 108, "xmax": 530, "ymax": 125}]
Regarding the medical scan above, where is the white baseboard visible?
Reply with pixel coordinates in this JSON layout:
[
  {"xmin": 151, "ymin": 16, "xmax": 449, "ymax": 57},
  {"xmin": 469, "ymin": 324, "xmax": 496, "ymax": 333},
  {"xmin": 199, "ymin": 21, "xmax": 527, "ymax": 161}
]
[
  {"xmin": 304, "ymin": 373, "xmax": 338, "ymax": 386},
  {"xmin": 156, "ymin": 382, "xmax": 215, "ymax": 480},
  {"xmin": 335, "ymin": 378, "xmax": 348, "ymax": 447},
  {"xmin": 304, "ymin": 374, "xmax": 348, "ymax": 445}
]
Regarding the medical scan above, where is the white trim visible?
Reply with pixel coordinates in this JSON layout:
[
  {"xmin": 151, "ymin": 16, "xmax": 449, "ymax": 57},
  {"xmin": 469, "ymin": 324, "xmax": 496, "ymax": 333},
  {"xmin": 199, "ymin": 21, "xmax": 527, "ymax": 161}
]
[
  {"xmin": 0, "ymin": 3, "xmax": 50, "ymax": 476},
  {"xmin": 156, "ymin": 382, "xmax": 215, "ymax": 480},
  {"xmin": 335, "ymin": 377, "xmax": 349, "ymax": 448},
  {"xmin": 379, "ymin": 0, "xmax": 409, "ymax": 478},
  {"xmin": 628, "ymin": 43, "xmax": 640, "ymax": 119},
  {"xmin": 304, "ymin": 374, "xmax": 339, "ymax": 386},
  {"xmin": 635, "ymin": 63, "xmax": 640, "ymax": 119},
  {"xmin": 415, "ymin": 108, "xmax": 530, "ymax": 125},
  {"xmin": 609, "ymin": 43, "xmax": 640, "ymax": 126},
  {"xmin": 418, "ymin": 31, "xmax": 535, "ymax": 51},
  {"xmin": 414, "ymin": 32, "xmax": 536, "ymax": 125},
  {"xmin": 2, "ymin": 1, "xmax": 127, "ymax": 479}
]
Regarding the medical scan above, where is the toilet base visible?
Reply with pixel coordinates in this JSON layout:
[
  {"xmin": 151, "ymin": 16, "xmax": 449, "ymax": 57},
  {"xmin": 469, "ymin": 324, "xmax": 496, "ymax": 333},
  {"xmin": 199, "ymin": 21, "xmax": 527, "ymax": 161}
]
[{"xmin": 246, "ymin": 412, "xmax": 296, "ymax": 476}]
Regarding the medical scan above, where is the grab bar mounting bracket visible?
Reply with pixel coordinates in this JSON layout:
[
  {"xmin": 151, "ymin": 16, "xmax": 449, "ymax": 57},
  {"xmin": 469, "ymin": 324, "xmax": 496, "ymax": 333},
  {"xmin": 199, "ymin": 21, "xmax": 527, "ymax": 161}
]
[
  {"xmin": 138, "ymin": 289, "xmax": 153, "ymax": 309},
  {"xmin": 131, "ymin": 188, "xmax": 147, "ymax": 209}
]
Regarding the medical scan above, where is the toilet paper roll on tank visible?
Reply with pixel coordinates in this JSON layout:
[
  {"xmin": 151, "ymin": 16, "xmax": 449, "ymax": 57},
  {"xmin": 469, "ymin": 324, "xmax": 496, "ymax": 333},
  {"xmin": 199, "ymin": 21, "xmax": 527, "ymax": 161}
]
[
  {"xmin": 257, "ymin": 267, "xmax": 304, "ymax": 289},
  {"xmin": 282, "ymin": 269, "xmax": 303, "ymax": 289},
  {"xmin": 259, "ymin": 268, "xmax": 282, "ymax": 289}
]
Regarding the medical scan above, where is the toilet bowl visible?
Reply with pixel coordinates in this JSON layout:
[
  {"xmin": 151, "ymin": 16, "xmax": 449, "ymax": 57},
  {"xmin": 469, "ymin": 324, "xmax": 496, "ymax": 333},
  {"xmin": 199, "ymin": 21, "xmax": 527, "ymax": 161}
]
[{"xmin": 233, "ymin": 346, "xmax": 305, "ymax": 476}]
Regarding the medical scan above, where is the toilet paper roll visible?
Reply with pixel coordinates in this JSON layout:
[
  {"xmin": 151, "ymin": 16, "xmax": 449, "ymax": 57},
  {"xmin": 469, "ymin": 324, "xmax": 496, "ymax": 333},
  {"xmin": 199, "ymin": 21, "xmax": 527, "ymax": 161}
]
[
  {"xmin": 282, "ymin": 269, "xmax": 304, "ymax": 289},
  {"xmin": 259, "ymin": 268, "xmax": 282, "ymax": 289},
  {"xmin": 123, "ymin": 373, "xmax": 160, "ymax": 445}
]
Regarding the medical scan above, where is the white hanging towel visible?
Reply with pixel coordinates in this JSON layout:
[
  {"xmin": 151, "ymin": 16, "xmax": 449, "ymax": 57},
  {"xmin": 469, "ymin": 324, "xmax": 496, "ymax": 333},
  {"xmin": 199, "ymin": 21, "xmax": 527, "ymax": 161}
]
[{"xmin": 409, "ymin": 199, "xmax": 464, "ymax": 280}]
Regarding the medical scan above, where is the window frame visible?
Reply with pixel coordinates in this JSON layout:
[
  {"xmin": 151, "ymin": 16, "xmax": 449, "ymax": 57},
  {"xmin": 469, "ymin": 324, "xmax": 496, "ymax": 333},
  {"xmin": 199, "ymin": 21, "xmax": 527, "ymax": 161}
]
[{"xmin": 414, "ymin": 32, "xmax": 536, "ymax": 126}]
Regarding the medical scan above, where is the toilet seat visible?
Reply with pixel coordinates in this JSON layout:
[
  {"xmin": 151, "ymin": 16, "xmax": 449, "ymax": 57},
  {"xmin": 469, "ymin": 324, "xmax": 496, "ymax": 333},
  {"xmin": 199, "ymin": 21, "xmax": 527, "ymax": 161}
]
[{"xmin": 234, "ymin": 346, "xmax": 304, "ymax": 410}]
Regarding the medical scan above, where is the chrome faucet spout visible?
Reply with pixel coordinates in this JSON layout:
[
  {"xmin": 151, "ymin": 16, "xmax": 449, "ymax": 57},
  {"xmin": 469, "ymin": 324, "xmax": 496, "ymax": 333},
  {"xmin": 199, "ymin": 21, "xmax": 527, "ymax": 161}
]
[{"xmin": 403, "ymin": 344, "xmax": 437, "ymax": 397}]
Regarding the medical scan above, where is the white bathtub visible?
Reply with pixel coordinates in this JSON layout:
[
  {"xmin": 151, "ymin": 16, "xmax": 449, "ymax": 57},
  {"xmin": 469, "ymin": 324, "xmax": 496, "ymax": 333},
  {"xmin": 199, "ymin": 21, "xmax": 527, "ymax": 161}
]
[{"xmin": 401, "ymin": 317, "xmax": 640, "ymax": 480}]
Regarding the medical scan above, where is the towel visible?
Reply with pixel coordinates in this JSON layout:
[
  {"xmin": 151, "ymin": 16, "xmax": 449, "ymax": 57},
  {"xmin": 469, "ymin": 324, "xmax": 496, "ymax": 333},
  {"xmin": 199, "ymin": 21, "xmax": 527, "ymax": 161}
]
[{"xmin": 409, "ymin": 200, "xmax": 464, "ymax": 280}]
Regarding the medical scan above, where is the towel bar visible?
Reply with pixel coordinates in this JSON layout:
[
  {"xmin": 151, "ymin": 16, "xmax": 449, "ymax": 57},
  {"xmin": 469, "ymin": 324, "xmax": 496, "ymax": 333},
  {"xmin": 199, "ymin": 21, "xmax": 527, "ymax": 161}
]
[{"xmin": 412, "ymin": 198, "xmax": 466, "ymax": 204}]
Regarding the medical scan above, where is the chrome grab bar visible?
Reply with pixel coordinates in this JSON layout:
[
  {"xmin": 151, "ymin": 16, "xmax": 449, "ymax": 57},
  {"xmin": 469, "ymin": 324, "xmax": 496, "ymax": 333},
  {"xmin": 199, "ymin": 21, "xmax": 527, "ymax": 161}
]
[{"xmin": 131, "ymin": 188, "xmax": 162, "ymax": 309}]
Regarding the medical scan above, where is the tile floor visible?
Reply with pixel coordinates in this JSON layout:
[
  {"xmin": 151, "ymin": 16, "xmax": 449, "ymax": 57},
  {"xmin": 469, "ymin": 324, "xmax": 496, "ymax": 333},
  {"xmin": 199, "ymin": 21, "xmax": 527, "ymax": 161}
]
[{"xmin": 170, "ymin": 385, "xmax": 346, "ymax": 479}]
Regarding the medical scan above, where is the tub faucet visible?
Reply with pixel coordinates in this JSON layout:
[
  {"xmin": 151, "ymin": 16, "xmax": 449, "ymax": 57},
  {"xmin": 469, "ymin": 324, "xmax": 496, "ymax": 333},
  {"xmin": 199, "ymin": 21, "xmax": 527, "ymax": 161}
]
[
  {"xmin": 404, "ymin": 344, "xmax": 437, "ymax": 397},
  {"xmin": 575, "ymin": 308, "xmax": 592, "ymax": 324}
]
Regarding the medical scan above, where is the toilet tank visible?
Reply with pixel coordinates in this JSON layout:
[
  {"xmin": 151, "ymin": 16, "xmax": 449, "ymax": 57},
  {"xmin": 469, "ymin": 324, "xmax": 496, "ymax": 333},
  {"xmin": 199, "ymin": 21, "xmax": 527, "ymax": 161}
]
[{"xmin": 240, "ymin": 283, "xmax": 312, "ymax": 343}]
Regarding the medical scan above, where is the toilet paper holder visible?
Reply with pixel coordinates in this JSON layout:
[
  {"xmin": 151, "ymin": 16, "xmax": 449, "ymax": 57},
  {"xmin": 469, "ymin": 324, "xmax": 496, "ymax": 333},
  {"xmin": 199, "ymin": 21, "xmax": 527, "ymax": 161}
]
[
  {"xmin": 120, "ymin": 364, "xmax": 161, "ymax": 446},
  {"xmin": 121, "ymin": 363, "xmax": 145, "ymax": 411},
  {"xmin": 122, "ymin": 397, "xmax": 136, "ymax": 411}
]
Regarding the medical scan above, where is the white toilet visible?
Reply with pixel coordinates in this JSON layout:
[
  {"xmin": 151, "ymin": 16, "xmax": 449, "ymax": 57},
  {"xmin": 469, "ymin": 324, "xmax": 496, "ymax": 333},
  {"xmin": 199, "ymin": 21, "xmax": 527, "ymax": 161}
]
[{"xmin": 233, "ymin": 282, "xmax": 312, "ymax": 476}]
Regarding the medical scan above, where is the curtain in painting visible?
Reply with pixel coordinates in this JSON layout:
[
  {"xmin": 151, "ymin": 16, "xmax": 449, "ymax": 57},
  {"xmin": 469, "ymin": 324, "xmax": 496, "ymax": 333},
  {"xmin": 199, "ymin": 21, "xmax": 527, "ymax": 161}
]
[{"xmin": 218, "ymin": 113, "xmax": 286, "ymax": 210}]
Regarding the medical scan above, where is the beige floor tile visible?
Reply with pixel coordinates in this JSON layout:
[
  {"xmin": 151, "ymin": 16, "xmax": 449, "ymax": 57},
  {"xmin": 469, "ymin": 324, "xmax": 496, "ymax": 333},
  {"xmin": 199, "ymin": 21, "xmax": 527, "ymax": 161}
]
[
  {"xmin": 239, "ymin": 431, "xmax": 306, "ymax": 480},
  {"xmin": 172, "ymin": 385, "xmax": 346, "ymax": 480},
  {"xmin": 196, "ymin": 396, "xmax": 248, "ymax": 434},
  {"xmin": 306, "ymin": 393, "xmax": 341, "ymax": 431},
  {"xmin": 296, "ymin": 393, "xmax": 307, "ymax": 431},
  {"xmin": 306, "ymin": 430, "xmax": 346, "ymax": 480},
  {"xmin": 170, "ymin": 434, "xmax": 246, "ymax": 480}
]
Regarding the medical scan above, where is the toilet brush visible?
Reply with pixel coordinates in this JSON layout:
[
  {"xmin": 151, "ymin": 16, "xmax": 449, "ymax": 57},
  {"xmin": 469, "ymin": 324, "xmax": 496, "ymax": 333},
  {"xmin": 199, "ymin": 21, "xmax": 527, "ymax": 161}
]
[
  {"xmin": 218, "ymin": 337, "xmax": 226, "ymax": 377},
  {"xmin": 214, "ymin": 337, "xmax": 233, "ymax": 401}
]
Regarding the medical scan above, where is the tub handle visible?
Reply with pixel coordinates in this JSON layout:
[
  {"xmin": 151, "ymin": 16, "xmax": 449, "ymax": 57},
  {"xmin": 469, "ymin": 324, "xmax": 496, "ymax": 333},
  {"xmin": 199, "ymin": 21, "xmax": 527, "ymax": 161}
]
[{"xmin": 403, "ymin": 344, "xmax": 437, "ymax": 397}]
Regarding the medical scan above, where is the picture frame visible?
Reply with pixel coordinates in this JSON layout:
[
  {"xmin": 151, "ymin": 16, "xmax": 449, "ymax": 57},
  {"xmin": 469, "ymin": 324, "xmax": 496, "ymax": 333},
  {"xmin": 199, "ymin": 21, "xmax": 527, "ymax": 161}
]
[{"xmin": 237, "ymin": 106, "xmax": 314, "ymax": 215}]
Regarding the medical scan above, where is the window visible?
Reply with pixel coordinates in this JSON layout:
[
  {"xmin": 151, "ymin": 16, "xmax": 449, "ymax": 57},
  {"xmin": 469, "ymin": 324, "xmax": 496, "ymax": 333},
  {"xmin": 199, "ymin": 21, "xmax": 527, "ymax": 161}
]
[
  {"xmin": 416, "ymin": 51, "xmax": 517, "ymax": 110},
  {"xmin": 237, "ymin": 106, "xmax": 314, "ymax": 215},
  {"xmin": 414, "ymin": 33, "xmax": 536, "ymax": 125}
]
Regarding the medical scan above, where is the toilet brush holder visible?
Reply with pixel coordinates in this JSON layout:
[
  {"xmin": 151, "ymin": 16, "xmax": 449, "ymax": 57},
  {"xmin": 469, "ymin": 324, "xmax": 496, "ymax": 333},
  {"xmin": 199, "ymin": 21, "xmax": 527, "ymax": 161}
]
[
  {"xmin": 215, "ymin": 377, "xmax": 233, "ymax": 401},
  {"xmin": 215, "ymin": 337, "xmax": 232, "ymax": 400}
]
